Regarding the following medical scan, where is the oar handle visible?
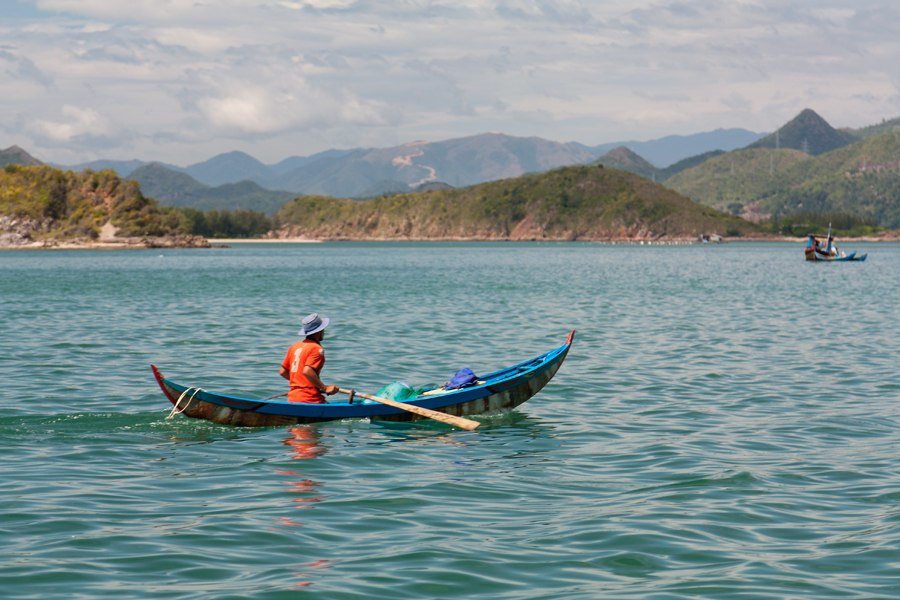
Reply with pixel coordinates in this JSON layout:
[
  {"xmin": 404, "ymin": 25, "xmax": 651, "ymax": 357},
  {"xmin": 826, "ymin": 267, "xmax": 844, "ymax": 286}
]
[{"xmin": 337, "ymin": 388, "xmax": 480, "ymax": 431}]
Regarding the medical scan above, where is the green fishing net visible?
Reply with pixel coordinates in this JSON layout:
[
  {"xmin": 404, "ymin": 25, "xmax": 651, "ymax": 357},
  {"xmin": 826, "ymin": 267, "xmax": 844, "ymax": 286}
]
[{"xmin": 374, "ymin": 381, "xmax": 436, "ymax": 401}]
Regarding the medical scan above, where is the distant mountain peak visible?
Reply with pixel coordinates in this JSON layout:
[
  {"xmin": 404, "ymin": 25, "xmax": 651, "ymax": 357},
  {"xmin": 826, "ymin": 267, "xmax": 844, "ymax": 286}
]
[
  {"xmin": 596, "ymin": 146, "xmax": 658, "ymax": 179},
  {"xmin": 218, "ymin": 150, "xmax": 256, "ymax": 158},
  {"xmin": 605, "ymin": 146, "xmax": 645, "ymax": 161},
  {"xmin": 747, "ymin": 108, "xmax": 856, "ymax": 155},
  {"xmin": 185, "ymin": 150, "xmax": 272, "ymax": 187},
  {"xmin": 0, "ymin": 145, "xmax": 42, "ymax": 166}
]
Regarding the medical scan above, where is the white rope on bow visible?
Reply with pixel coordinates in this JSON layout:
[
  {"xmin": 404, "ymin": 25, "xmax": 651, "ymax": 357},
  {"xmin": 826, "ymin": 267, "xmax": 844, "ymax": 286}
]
[{"xmin": 167, "ymin": 386, "xmax": 203, "ymax": 420}]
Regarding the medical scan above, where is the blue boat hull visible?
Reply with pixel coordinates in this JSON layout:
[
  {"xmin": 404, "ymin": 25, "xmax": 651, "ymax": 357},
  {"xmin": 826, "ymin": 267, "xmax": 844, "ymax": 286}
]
[
  {"xmin": 152, "ymin": 331, "xmax": 574, "ymax": 427},
  {"xmin": 806, "ymin": 250, "xmax": 867, "ymax": 262}
]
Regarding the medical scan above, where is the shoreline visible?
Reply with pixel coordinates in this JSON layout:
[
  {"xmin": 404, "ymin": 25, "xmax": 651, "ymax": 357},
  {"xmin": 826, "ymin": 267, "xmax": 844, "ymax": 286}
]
[
  {"xmin": 3, "ymin": 234, "xmax": 898, "ymax": 250},
  {"xmin": 212, "ymin": 237, "xmax": 322, "ymax": 244},
  {"xmin": 214, "ymin": 234, "xmax": 900, "ymax": 244},
  {"xmin": 0, "ymin": 235, "xmax": 211, "ymax": 251}
]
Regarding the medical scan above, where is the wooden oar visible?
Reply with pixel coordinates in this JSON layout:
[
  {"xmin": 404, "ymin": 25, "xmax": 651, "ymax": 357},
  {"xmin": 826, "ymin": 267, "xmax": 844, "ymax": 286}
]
[{"xmin": 338, "ymin": 388, "xmax": 480, "ymax": 431}]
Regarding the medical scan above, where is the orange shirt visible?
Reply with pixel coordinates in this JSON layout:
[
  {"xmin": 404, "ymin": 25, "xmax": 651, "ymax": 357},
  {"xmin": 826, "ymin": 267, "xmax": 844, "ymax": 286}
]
[{"xmin": 281, "ymin": 340, "xmax": 326, "ymax": 403}]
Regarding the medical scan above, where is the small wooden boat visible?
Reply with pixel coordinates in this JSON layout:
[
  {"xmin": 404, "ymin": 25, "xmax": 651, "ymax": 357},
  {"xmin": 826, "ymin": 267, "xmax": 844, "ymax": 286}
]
[
  {"xmin": 152, "ymin": 330, "xmax": 574, "ymax": 427},
  {"xmin": 804, "ymin": 229, "xmax": 866, "ymax": 262},
  {"xmin": 805, "ymin": 249, "xmax": 867, "ymax": 262}
]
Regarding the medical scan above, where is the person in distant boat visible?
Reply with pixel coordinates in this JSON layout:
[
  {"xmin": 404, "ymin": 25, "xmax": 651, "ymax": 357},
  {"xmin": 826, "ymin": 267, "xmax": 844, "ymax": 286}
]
[
  {"xmin": 826, "ymin": 235, "xmax": 838, "ymax": 256},
  {"xmin": 805, "ymin": 235, "xmax": 819, "ymax": 259},
  {"xmin": 280, "ymin": 313, "xmax": 339, "ymax": 403},
  {"xmin": 812, "ymin": 235, "xmax": 831, "ymax": 257}
]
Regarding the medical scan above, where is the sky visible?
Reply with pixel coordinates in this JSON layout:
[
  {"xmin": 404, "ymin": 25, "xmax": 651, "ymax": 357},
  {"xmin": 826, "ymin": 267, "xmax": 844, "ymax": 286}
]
[{"xmin": 2, "ymin": 0, "xmax": 899, "ymax": 166}]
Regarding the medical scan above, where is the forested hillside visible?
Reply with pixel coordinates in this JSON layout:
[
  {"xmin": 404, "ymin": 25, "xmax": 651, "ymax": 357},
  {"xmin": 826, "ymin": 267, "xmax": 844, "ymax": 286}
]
[
  {"xmin": 273, "ymin": 165, "xmax": 758, "ymax": 240},
  {"xmin": 0, "ymin": 165, "xmax": 187, "ymax": 240},
  {"xmin": 666, "ymin": 131, "xmax": 900, "ymax": 228},
  {"xmin": 0, "ymin": 165, "xmax": 278, "ymax": 244}
]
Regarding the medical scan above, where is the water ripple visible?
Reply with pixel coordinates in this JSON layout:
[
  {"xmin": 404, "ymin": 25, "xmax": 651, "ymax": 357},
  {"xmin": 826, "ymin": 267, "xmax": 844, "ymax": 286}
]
[{"xmin": 1, "ymin": 243, "xmax": 899, "ymax": 598}]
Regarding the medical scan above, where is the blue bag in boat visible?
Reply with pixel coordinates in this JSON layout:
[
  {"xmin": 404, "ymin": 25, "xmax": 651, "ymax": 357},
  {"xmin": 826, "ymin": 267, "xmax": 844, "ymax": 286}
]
[{"xmin": 445, "ymin": 368, "xmax": 478, "ymax": 390}]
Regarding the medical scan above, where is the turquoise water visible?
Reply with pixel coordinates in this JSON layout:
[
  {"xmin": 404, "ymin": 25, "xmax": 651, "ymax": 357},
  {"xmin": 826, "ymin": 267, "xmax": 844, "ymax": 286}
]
[{"xmin": 1, "ymin": 242, "xmax": 898, "ymax": 598}]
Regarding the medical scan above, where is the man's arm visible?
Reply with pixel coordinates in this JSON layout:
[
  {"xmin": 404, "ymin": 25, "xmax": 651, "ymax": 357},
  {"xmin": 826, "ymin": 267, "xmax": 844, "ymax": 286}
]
[
  {"xmin": 303, "ymin": 365, "xmax": 339, "ymax": 395},
  {"xmin": 279, "ymin": 366, "xmax": 289, "ymax": 380}
]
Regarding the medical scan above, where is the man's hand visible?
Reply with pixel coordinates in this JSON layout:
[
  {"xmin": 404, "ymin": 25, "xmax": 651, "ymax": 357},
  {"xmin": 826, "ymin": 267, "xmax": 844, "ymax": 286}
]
[{"xmin": 324, "ymin": 385, "xmax": 339, "ymax": 395}]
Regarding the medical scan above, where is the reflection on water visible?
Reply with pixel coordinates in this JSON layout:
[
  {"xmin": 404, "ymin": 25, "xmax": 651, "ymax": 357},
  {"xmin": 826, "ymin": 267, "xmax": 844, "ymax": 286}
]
[
  {"xmin": 284, "ymin": 425, "xmax": 326, "ymax": 460},
  {"xmin": 292, "ymin": 559, "xmax": 332, "ymax": 590},
  {"xmin": 277, "ymin": 425, "xmax": 327, "ymax": 588},
  {"xmin": 278, "ymin": 426, "xmax": 325, "ymax": 507}
]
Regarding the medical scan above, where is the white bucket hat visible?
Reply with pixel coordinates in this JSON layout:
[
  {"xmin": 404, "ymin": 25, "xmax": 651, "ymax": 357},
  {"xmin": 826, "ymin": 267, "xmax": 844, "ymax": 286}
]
[{"xmin": 298, "ymin": 312, "xmax": 330, "ymax": 338}]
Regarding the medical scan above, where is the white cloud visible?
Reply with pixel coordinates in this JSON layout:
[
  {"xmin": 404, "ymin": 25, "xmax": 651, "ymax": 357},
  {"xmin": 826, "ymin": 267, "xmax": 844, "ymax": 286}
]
[
  {"xmin": 33, "ymin": 0, "xmax": 254, "ymax": 22},
  {"xmin": 2, "ymin": 0, "xmax": 899, "ymax": 164},
  {"xmin": 279, "ymin": 0, "xmax": 357, "ymax": 9},
  {"xmin": 0, "ymin": 48, "xmax": 54, "ymax": 88},
  {"xmin": 198, "ymin": 91, "xmax": 278, "ymax": 133},
  {"xmin": 195, "ymin": 80, "xmax": 389, "ymax": 136},
  {"xmin": 30, "ymin": 105, "xmax": 114, "ymax": 141}
]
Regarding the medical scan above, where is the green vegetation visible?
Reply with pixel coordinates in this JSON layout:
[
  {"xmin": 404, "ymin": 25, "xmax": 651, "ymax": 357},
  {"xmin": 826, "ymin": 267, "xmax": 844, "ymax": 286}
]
[
  {"xmin": 851, "ymin": 117, "xmax": 900, "ymax": 140},
  {"xmin": 762, "ymin": 211, "xmax": 882, "ymax": 237},
  {"xmin": 274, "ymin": 165, "xmax": 758, "ymax": 240},
  {"xmin": 0, "ymin": 164, "xmax": 272, "ymax": 241},
  {"xmin": 604, "ymin": 110, "xmax": 900, "ymax": 232},
  {"xmin": 658, "ymin": 150, "xmax": 726, "ymax": 181},
  {"xmin": 666, "ymin": 130, "xmax": 900, "ymax": 230},
  {"xmin": 759, "ymin": 131, "xmax": 900, "ymax": 228},
  {"xmin": 594, "ymin": 147, "xmax": 658, "ymax": 180},
  {"xmin": 0, "ymin": 165, "xmax": 184, "ymax": 238},
  {"xmin": 180, "ymin": 208, "xmax": 272, "ymax": 238},
  {"xmin": 665, "ymin": 148, "xmax": 810, "ymax": 211}
]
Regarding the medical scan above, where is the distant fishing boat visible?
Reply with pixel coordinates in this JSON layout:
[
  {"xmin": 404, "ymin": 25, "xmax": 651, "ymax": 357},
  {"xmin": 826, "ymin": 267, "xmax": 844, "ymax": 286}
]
[
  {"xmin": 804, "ymin": 228, "xmax": 867, "ymax": 262},
  {"xmin": 152, "ymin": 331, "xmax": 574, "ymax": 428},
  {"xmin": 805, "ymin": 249, "xmax": 867, "ymax": 262}
]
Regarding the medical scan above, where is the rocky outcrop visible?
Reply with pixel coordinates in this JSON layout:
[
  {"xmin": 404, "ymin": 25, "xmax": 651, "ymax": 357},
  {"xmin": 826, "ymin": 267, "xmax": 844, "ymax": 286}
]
[
  {"xmin": 0, "ymin": 215, "xmax": 210, "ymax": 249},
  {"xmin": 0, "ymin": 216, "xmax": 51, "ymax": 246}
]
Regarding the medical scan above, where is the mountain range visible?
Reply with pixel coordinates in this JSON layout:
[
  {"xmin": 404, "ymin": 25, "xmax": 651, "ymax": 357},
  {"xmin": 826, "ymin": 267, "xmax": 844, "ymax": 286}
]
[
  {"xmin": 5, "ymin": 108, "xmax": 900, "ymax": 229},
  {"xmin": 49, "ymin": 128, "xmax": 764, "ymax": 200},
  {"xmin": 128, "ymin": 163, "xmax": 294, "ymax": 215}
]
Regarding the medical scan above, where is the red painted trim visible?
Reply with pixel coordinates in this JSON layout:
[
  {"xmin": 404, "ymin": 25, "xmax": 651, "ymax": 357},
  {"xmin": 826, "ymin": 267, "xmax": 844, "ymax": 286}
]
[
  {"xmin": 151, "ymin": 364, "xmax": 179, "ymax": 406},
  {"xmin": 565, "ymin": 329, "xmax": 576, "ymax": 346}
]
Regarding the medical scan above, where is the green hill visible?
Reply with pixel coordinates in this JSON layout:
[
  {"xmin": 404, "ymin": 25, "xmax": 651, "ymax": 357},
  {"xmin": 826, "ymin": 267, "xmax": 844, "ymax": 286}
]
[
  {"xmin": 665, "ymin": 148, "xmax": 811, "ymax": 213},
  {"xmin": 273, "ymin": 165, "xmax": 758, "ymax": 240},
  {"xmin": 760, "ymin": 131, "xmax": 900, "ymax": 227},
  {"xmin": 594, "ymin": 147, "xmax": 659, "ymax": 180},
  {"xmin": 593, "ymin": 148, "xmax": 729, "ymax": 184},
  {"xmin": 658, "ymin": 150, "xmax": 726, "ymax": 181},
  {"xmin": 666, "ymin": 130, "xmax": 900, "ymax": 228},
  {"xmin": 0, "ymin": 165, "xmax": 188, "ymax": 240},
  {"xmin": 852, "ymin": 116, "xmax": 900, "ymax": 139}
]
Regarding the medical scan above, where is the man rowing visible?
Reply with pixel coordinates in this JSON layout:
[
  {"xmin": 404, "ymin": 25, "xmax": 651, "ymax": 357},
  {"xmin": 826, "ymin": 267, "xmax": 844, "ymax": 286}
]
[{"xmin": 280, "ymin": 313, "xmax": 339, "ymax": 403}]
